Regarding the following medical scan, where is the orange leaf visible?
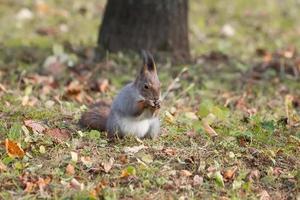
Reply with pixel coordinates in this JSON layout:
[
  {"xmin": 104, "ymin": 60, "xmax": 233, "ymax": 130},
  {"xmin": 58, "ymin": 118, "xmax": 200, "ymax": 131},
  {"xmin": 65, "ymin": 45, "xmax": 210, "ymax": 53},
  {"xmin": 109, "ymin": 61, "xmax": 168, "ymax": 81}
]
[
  {"xmin": 5, "ymin": 139, "xmax": 25, "ymax": 158},
  {"xmin": 223, "ymin": 166, "xmax": 237, "ymax": 181}
]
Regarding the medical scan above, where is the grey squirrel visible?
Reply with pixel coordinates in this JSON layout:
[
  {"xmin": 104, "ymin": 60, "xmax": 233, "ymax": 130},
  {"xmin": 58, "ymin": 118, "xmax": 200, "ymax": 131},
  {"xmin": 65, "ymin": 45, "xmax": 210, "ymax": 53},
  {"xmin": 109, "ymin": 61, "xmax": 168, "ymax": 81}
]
[{"xmin": 79, "ymin": 51, "xmax": 161, "ymax": 139}]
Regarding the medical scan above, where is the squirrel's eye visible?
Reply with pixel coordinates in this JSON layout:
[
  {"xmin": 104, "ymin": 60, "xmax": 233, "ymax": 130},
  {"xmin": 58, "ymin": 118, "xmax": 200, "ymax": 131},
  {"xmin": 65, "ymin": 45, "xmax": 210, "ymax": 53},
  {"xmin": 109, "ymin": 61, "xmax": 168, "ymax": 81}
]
[{"xmin": 144, "ymin": 84, "xmax": 149, "ymax": 89}]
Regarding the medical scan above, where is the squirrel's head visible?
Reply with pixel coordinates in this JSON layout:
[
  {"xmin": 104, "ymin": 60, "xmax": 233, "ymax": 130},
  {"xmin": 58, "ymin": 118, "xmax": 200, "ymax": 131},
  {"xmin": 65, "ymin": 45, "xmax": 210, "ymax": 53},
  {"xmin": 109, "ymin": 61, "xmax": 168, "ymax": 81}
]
[{"xmin": 135, "ymin": 51, "xmax": 161, "ymax": 101}]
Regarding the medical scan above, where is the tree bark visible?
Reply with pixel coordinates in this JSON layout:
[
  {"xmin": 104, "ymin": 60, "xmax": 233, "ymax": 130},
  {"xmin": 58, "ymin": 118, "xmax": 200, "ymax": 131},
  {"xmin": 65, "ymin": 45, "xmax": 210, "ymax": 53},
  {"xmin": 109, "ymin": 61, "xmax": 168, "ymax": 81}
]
[{"xmin": 97, "ymin": 0, "xmax": 190, "ymax": 64}]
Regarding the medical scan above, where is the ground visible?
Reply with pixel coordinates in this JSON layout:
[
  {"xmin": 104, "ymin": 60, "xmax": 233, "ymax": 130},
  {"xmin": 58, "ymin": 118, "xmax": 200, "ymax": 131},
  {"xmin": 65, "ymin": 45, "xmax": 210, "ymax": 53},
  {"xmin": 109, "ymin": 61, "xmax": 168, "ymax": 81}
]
[{"xmin": 0, "ymin": 0, "xmax": 299, "ymax": 199}]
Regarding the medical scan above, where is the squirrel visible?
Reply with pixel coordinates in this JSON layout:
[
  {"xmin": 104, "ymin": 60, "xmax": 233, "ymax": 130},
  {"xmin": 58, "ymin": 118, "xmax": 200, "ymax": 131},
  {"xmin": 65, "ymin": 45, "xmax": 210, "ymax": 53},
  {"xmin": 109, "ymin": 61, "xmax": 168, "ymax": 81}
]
[{"xmin": 79, "ymin": 51, "xmax": 161, "ymax": 139}]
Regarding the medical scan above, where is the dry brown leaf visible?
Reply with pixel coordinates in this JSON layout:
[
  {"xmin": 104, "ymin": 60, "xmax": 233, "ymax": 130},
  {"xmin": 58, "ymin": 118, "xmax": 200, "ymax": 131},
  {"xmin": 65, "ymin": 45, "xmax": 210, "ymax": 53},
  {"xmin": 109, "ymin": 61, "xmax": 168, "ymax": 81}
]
[
  {"xmin": 66, "ymin": 81, "xmax": 82, "ymax": 95},
  {"xmin": 22, "ymin": 96, "xmax": 38, "ymax": 107},
  {"xmin": 118, "ymin": 154, "xmax": 128, "ymax": 164},
  {"xmin": 92, "ymin": 79, "xmax": 109, "ymax": 93},
  {"xmin": 5, "ymin": 139, "xmax": 25, "ymax": 158},
  {"xmin": 24, "ymin": 182, "xmax": 35, "ymax": 193},
  {"xmin": 35, "ymin": 1, "xmax": 50, "ymax": 15},
  {"xmin": 102, "ymin": 158, "xmax": 114, "ymax": 173},
  {"xmin": 263, "ymin": 52, "xmax": 272, "ymax": 63},
  {"xmin": 70, "ymin": 178, "xmax": 84, "ymax": 190},
  {"xmin": 179, "ymin": 170, "xmax": 192, "ymax": 177},
  {"xmin": 46, "ymin": 128, "xmax": 71, "ymax": 141},
  {"xmin": 186, "ymin": 130, "xmax": 196, "ymax": 137},
  {"xmin": 64, "ymin": 80, "xmax": 86, "ymax": 103},
  {"xmin": 81, "ymin": 156, "xmax": 93, "ymax": 167},
  {"xmin": 0, "ymin": 161, "xmax": 7, "ymax": 172},
  {"xmin": 223, "ymin": 166, "xmax": 238, "ymax": 181},
  {"xmin": 163, "ymin": 148, "xmax": 177, "ymax": 156},
  {"xmin": 0, "ymin": 83, "xmax": 7, "ymax": 92},
  {"xmin": 37, "ymin": 177, "xmax": 51, "ymax": 195},
  {"xmin": 24, "ymin": 120, "xmax": 46, "ymax": 133},
  {"xmin": 66, "ymin": 164, "xmax": 75, "ymax": 175},
  {"xmin": 248, "ymin": 169, "xmax": 260, "ymax": 182},
  {"xmin": 193, "ymin": 175, "xmax": 203, "ymax": 186},
  {"xmin": 123, "ymin": 145, "xmax": 146, "ymax": 154},
  {"xmin": 259, "ymin": 190, "xmax": 271, "ymax": 200},
  {"xmin": 202, "ymin": 120, "xmax": 218, "ymax": 138}
]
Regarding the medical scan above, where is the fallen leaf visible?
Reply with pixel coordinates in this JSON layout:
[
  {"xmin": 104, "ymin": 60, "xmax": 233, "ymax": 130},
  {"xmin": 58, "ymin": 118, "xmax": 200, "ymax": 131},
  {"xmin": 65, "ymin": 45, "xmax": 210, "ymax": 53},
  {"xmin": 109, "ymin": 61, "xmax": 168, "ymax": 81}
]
[
  {"xmin": 91, "ymin": 79, "xmax": 109, "ymax": 93},
  {"xmin": 247, "ymin": 169, "xmax": 260, "ymax": 182},
  {"xmin": 37, "ymin": 177, "xmax": 51, "ymax": 196},
  {"xmin": 5, "ymin": 139, "xmax": 25, "ymax": 158},
  {"xmin": 259, "ymin": 190, "xmax": 271, "ymax": 200},
  {"xmin": 35, "ymin": 1, "xmax": 50, "ymax": 15},
  {"xmin": 123, "ymin": 145, "xmax": 146, "ymax": 154},
  {"xmin": 186, "ymin": 130, "xmax": 196, "ymax": 137},
  {"xmin": 165, "ymin": 111, "xmax": 175, "ymax": 124},
  {"xmin": 70, "ymin": 152, "xmax": 78, "ymax": 163},
  {"xmin": 81, "ymin": 156, "xmax": 93, "ymax": 168},
  {"xmin": 70, "ymin": 178, "xmax": 84, "ymax": 190},
  {"xmin": 170, "ymin": 107, "xmax": 177, "ymax": 115},
  {"xmin": 180, "ymin": 170, "xmax": 192, "ymax": 177},
  {"xmin": 22, "ymin": 96, "xmax": 38, "ymax": 107},
  {"xmin": 66, "ymin": 164, "xmax": 75, "ymax": 175},
  {"xmin": 102, "ymin": 157, "xmax": 114, "ymax": 173},
  {"xmin": 120, "ymin": 166, "xmax": 136, "ymax": 178},
  {"xmin": 140, "ymin": 154, "xmax": 153, "ymax": 164},
  {"xmin": 66, "ymin": 80, "xmax": 82, "ymax": 95},
  {"xmin": 64, "ymin": 80, "xmax": 85, "ymax": 102},
  {"xmin": 273, "ymin": 167, "xmax": 283, "ymax": 177},
  {"xmin": 193, "ymin": 175, "xmax": 203, "ymax": 186},
  {"xmin": 39, "ymin": 145, "xmax": 46, "ymax": 154},
  {"xmin": 221, "ymin": 24, "xmax": 235, "ymax": 37},
  {"xmin": 163, "ymin": 148, "xmax": 177, "ymax": 156},
  {"xmin": 46, "ymin": 128, "xmax": 71, "ymax": 141},
  {"xmin": 184, "ymin": 112, "xmax": 198, "ymax": 120},
  {"xmin": 223, "ymin": 166, "xmax": 238, "ymax": 181},
  {"xmin": 118, "ymin": 154, "xmax": 128, "ymax": 164},
  {"xmin": 202, "ymin": 120, "xmax": 218, "ymax": 138},
  {"xmin": 16, "ymin": 8, "xmax": 33, "ymax": 21},
  {"xmin": 0, "ymin": 161, "xmax": 7, "ymax": 171},
  {"xmin": 24, "ymin": 182, "xmax": 35, "ymax": 193},
  {"xmin": 24, "ymin": 120, "xmax": 46, "ymax": 133},
  {"xmin": 282, "ymin": 47, "xmax": 295, "ymax": 59},
  {"xmin": 0, "ymin": 83, "xmax": 7, "ymax": 92}
]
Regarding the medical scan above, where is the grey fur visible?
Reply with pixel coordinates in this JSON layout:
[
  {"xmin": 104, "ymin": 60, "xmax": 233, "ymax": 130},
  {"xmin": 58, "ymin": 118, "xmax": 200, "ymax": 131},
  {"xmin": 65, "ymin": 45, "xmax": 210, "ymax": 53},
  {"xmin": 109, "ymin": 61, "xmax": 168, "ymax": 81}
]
[{"xmin": 106, "ymin": 83, "xmax": 160, "ymax": 139}]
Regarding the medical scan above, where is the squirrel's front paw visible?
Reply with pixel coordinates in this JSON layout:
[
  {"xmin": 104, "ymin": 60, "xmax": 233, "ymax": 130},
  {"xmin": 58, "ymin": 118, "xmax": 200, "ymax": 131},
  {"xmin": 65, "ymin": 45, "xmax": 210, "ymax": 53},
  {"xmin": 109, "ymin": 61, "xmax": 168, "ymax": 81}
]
[
  {"xmin": 145, "ymin": 99, "xmax": 161, "ymax": 109},
  {"xmin": 153, "ymin": 100, "xmax": 161, "ymax": 109}
]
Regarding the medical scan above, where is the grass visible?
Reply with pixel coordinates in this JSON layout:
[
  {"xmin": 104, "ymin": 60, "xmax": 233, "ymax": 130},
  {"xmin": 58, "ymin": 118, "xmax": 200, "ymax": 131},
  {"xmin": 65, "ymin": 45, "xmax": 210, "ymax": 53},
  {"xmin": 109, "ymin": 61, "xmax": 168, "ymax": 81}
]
[{"xmin": 0, "ymin": 0, "xmax": 300, "ymax": 199}]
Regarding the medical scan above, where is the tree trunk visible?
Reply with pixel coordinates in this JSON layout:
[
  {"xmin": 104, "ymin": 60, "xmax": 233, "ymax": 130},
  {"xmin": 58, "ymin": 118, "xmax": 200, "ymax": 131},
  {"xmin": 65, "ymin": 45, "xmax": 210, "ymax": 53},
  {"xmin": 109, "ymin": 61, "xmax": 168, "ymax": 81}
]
[{"xmin": 97, "ymin": 0, "xmax": 190, "ymax": 64}]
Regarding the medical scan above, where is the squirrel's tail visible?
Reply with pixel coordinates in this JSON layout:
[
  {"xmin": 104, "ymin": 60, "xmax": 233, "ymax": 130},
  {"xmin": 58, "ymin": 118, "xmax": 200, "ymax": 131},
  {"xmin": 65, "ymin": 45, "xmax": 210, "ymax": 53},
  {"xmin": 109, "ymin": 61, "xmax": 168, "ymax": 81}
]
[{"xmin": 79, "ymin": 101, "xmax": 111, "ymax": 131}]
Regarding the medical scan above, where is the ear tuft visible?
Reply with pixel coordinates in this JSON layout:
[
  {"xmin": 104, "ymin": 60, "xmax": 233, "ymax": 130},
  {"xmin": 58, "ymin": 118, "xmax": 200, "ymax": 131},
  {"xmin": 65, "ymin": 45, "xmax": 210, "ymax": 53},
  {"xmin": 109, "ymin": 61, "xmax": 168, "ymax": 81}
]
[{"xmin": 142, "ymin": 50, "xmax": 156, "ymax": 72}]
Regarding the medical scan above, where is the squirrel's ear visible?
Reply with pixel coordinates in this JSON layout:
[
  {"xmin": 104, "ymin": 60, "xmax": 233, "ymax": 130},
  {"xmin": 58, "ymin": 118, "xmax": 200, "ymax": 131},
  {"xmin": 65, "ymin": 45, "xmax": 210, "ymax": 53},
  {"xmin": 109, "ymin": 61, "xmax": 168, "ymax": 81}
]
[{"xmin": 142, "ymin": 50, "xmax": 156, "ymax": 72}]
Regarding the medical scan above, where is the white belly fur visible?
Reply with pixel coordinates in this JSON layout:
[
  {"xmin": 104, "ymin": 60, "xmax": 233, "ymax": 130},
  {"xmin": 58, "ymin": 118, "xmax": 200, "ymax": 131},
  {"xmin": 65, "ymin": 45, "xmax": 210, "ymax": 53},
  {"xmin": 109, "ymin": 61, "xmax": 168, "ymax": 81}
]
[{"xmin": 119, "ymin": 117, "xmax": 150, "ymax": 138}]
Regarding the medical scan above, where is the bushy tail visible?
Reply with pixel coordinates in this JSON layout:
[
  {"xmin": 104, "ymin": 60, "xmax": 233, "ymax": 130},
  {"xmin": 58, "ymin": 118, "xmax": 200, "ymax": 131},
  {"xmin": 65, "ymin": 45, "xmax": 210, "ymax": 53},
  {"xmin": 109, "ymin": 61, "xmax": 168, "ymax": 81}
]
[{"xmin": 79, "ymin": 101, "xmax": 111, "ymax": 131}]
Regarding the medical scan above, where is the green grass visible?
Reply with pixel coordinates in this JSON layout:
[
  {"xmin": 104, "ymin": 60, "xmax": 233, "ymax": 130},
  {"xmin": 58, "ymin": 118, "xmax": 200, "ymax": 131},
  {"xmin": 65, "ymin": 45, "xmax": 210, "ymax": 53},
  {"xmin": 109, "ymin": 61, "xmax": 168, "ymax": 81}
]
[{"xmin": 0, "ymin": 0, "xmax": 300, "ymax": 199}]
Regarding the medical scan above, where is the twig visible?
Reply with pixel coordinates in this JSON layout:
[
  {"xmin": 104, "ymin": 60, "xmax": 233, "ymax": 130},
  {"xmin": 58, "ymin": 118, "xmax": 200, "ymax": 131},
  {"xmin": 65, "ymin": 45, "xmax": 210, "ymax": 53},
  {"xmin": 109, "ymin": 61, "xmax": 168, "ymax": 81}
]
[{"xmin": 161, "ymin": 67, "xmax": 188, "ymax": 101}]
